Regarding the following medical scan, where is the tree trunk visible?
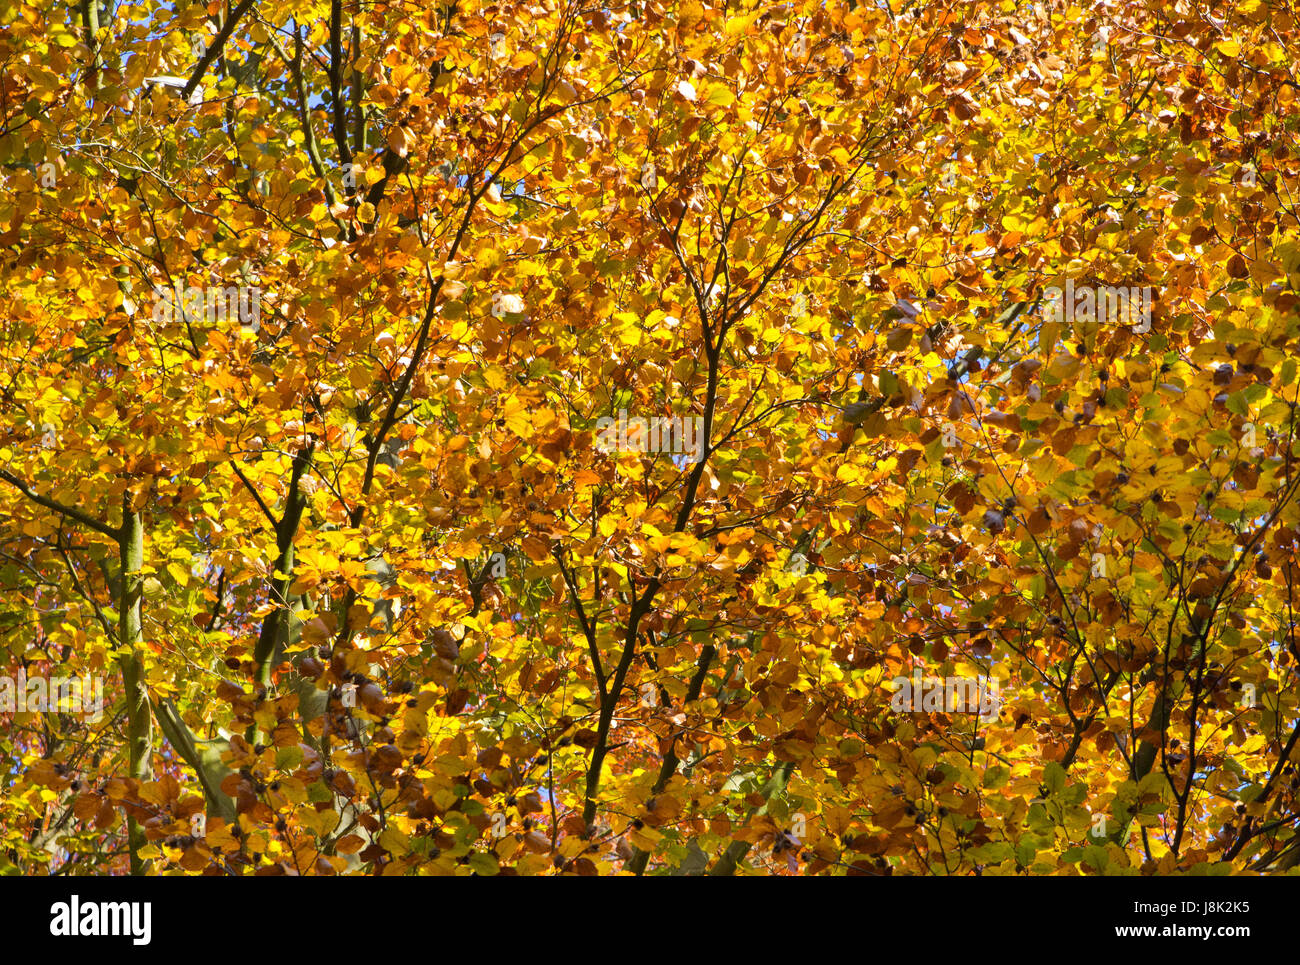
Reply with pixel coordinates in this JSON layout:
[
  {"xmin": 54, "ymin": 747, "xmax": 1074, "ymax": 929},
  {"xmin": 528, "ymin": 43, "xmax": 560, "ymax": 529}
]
[{"xmin": 117, "ymin": 503, "xmax": 153, "ymax": 874}]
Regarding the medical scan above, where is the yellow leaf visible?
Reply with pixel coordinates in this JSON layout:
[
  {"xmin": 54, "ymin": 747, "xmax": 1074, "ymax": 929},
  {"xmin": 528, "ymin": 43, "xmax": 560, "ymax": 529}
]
[
  {"xmin": 166, "ymin": 562, "xmax": 190, "ymax": 588},
  {"xmin": 704, "ymin": 84, "xmax": 734, "ymax": 108}
]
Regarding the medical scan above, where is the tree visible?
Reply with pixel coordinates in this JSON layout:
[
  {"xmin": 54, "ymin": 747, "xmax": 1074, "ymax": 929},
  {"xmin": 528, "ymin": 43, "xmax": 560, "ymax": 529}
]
[{"xmin": 2, "ymin": 0, "xmax": 1300, "ymax": 875}]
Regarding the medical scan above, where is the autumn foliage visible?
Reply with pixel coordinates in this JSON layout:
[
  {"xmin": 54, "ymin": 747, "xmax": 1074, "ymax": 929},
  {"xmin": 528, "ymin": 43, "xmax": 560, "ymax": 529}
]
[{"xmin": 4, "ymin": 0, "xmax": 1300, "ymax": 875}]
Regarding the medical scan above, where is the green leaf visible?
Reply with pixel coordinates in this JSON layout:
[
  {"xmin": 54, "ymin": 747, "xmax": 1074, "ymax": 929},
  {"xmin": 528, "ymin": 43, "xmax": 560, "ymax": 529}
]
[
  {"xmin": 1083, "ymin": 844, "xmax": 1109, "ymax": 871},
  {"xmin": 1043, "ymin": 762, "xmax": 1066, "ymax": 794},
  {"xmin": 1015, "ymin": 841, "xmax": 1037, "ymax": 866},
  {"xmin": 983, "ymin": 765, "xmax": 1009, "ymax": 790},
  {"xmin": 467, "ymin": 851, "xmax": 500, "ymax": 875},
  {"xmin": 307, "ymin": 780, "xmax": 333, "ymax": 803}
]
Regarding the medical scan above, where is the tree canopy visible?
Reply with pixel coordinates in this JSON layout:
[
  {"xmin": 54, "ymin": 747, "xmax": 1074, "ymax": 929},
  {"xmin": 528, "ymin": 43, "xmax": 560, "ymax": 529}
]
[{"xmin": 3, "ymin": 0, "xmax": 1300, "ymax": 876}]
